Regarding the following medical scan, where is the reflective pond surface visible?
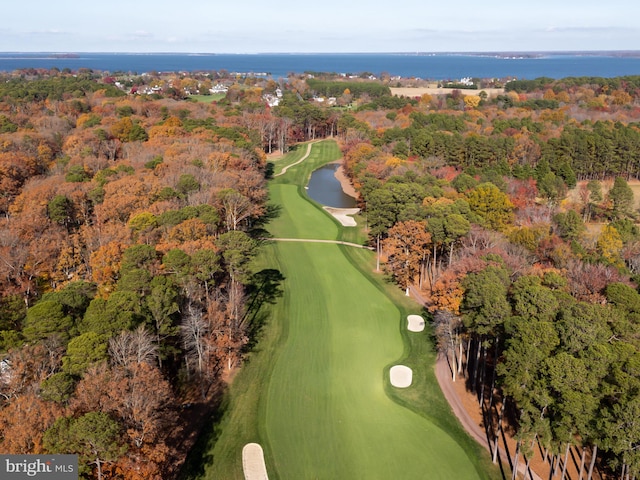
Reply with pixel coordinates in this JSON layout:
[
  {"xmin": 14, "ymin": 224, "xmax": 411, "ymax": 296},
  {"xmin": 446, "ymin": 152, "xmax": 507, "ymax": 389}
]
[{"xmin": 306, "ymin": 163, "xmax": 357, "ymax": 208}]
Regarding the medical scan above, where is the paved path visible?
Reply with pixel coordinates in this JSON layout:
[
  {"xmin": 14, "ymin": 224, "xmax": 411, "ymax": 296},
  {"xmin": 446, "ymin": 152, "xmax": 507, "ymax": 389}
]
[
  {"xmin": 408, "ymin": 286, "xmax": 543, "ymax": 480},
  {"xmin": 273, "ymin": 141, "xmax": 315, "ymax": 177},
  {"xmin": 267, "ymin": 237, "xmax": 374, "ymax": 250}
]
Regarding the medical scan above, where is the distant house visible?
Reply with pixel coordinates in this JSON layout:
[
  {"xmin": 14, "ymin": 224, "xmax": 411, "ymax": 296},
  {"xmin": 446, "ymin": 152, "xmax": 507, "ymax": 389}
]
[
  {"xmin": 210, "ymin": 84, "xmax": 228, "ymax": 94},
  {"xmin": 263, "ymin": 94, "xmax": 280, "ymax": 107}
]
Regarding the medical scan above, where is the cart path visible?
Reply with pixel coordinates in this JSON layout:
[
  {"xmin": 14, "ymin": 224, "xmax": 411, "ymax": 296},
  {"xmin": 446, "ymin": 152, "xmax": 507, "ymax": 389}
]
[
  {"xmin": 267, "ymin": 237, "xmax": 374, "ymax": 250},
  {"xmin": 273, "ymin": 141, "xmax": 315, "ymax": 177}
]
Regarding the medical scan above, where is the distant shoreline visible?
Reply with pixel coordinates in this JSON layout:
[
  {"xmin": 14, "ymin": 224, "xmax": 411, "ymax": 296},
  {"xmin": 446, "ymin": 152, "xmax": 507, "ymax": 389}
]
[
  {"xmin": 2, "ymin": 50, "xmax": 640, "ymax": 57},
  {"xmin": 2, "ymin": 52, "xmax": 640, "ymax": 79}
]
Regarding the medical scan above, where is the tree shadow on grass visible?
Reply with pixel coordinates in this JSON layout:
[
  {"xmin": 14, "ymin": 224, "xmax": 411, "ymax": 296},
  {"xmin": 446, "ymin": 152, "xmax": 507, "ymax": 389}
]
[
  {"xmin": 248, "ymin": 203, "xmax": 282, "ymax": 240},
  {"xmin": 265, "ymin": 162, "xmax": 275, "ymax": 179},
  {"xmin": 176, "ymin": 384, "xmax": 227, "ymax": 480},
  {"xmin": 242, "ymin": 268, "xmax": 285, "ymax": 351}
]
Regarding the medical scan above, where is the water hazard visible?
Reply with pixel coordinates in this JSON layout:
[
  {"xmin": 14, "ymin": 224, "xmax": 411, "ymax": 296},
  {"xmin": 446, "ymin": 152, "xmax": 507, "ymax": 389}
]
[{"xmin": 306, "ymin": 163, "xmax": 357, "ymax": 208}]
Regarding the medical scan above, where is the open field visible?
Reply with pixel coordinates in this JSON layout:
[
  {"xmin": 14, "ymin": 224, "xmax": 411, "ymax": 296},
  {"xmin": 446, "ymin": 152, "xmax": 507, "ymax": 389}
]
[
  {"xmin": 390, "ymin": 86, "xmax": 505, "ymax": 98},
  {"xmin": 185, "ymin": 141, "xmax": 496, "ymax": 479},
  {"xmin": 189, "ymin": 93, "xmax": 226, "ymax": 103},
  {"xmin": 566, "ymin": 178, "xmax": 640, "ymax": 210}
]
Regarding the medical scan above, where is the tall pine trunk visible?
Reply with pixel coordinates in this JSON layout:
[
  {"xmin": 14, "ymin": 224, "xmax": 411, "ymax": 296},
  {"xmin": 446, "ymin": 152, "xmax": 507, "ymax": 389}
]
[
  {"xmin": 493, "ymin": 401, "xmax": 505, "ymax": 464},
  {"xmin": 472, "ymin": 336, "xmax": 482, "ymax": 389},
  {"xmin": 587, "ymin": 445, "xmax": 597, "ymax": 480},
  {"xmin": 511, "ymin": 440, "xmax": 521, "ymax": 480},
  {"xmin": 479, "ymin": 343, "xmax": 487, "ymax": 406},
  {"xmin": 561, "ymin": 442, "xmax": 571, "ymax": 480},
  {"xmin": 488, "ymin": 338, "xmax": 499, "ymax": 414},
  {"xmin": 432, "ymin": 243, "xmax": 437, "ymax": 285},
  {"xmin": 578, "ymin": 446, "xmax": 586, "ymax": 480},
  {"xmin": 523, "ymin": 436, "xmax": 537, "ymax": 480}
]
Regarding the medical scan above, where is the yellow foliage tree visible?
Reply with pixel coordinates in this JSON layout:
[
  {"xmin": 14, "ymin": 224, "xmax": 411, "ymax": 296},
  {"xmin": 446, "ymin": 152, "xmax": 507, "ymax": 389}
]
[
  {"xmin": 420, "ymin": 93, "xmax": 432, "ymax": 105},
  {"xmin": 383, "ymin": 154, "xmax": 403, "ymax": 168},
  {"xmin": 597, "ymin": 225, "xmax": 624, "ymax": 266},
  {"xmin": 463, "ymin": 95, "xmax": 481, "ymax": 109},
  {"xmin": 611, "ymin": 89, "xmax": 632, "ymax": 106}
]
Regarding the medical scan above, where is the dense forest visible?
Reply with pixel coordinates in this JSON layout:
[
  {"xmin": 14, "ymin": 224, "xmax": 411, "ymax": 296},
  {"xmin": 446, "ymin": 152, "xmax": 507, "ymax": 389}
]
[
  {"xmin": 1, "ymin": 67, "xmax": 640, "ymax": 479},
  {"xmin": 0, "ymin": 70, "xmax": 272, "ymax": 479}
]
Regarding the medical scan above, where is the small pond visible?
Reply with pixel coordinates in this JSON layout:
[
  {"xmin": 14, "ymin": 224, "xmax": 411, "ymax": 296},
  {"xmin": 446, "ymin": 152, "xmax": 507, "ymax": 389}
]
[{"xmin": 306, "ymin": 163, "xmax": 357, "ymax": 208}]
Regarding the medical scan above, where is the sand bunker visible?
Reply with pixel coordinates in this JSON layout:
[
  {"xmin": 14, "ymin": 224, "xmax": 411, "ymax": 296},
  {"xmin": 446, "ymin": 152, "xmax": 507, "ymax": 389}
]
[
  {"xmin": 407, "ymin": 315, "xmax": 425, "ymax": 332},
  {"xmin": 390, "ymin": 365, "xmax": 413, "ymax": 388},
  {"xmin": 243, "ymin": 443, "xmax": 269, "ymax": 480},
  {"xmin": 323, "ymin": 207, "xmax": 360, "ymax": 227}
]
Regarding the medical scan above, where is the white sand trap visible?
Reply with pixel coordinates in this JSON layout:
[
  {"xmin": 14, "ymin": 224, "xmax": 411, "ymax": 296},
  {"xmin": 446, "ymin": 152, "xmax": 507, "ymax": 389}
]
[
  {"xmin": 390, "ymin": 365, "xmax": 413, "ymax": 388},
  {"xmin": 323, "ymin": 207, "xmax": 360, "ymax": 227},
  {"xmin": 242, "ymin": 443, "xmax": 269, "ymax": 480},
  {"xmin": 407, "ymin": 315, "xmax": 425, "ymax": 332}
]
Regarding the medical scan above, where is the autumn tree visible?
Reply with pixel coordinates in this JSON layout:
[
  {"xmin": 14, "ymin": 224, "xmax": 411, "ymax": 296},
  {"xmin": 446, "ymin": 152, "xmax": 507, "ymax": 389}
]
[
  {"xmin": 217, "ymin": 188, "xmax": 253, "ymax": 232},
  {"xmin": 382, "ymin": 220, "xmax": 431, "ymax": 294},
  {"xmin": 466, "ymin": 182, "xmax": 514, "ymax": 231},
  {"xmin": 0, "ymin": 392, "xmax": 63, "ymax": 453},
  {"xmin": 108, "ymin": 326, "xmax": 158, "ymax": 369},
  {"xmin": 597, "ymin": 224, "xmax": 624, "ymax": 267}
]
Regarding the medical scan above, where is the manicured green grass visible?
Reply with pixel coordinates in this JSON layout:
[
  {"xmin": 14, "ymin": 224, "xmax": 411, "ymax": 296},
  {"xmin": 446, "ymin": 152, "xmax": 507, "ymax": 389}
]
[
  {"xmin": 260, "ymin": 240, "xmax": 480, "ymax": 479},
  {"xmin": 189, "ymin": 93, "xmax": 226, "ymax": 103},
  {"xmin": 272, "ymin": 140, "xmax": 343, "ymax": 186},
  {"xmin": 268, "ymin": 144, "xmax": 310, "ymax": 178},
  {"xmin": 187, "ymin": 140, "xmax": 498, "ymax": 480}
]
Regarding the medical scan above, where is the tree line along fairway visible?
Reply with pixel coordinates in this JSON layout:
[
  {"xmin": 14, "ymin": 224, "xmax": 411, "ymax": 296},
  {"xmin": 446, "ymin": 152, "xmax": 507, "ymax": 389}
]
[{"xmin": 193, "ymin": 140, "xmax": 488, "ymax": 479}]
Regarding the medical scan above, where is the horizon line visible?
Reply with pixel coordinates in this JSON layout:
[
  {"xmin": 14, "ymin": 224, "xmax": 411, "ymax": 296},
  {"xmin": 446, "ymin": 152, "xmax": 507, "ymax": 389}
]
[{"xmin": 2, "ymin": 49, "xmax": 640, "ymax": 55}]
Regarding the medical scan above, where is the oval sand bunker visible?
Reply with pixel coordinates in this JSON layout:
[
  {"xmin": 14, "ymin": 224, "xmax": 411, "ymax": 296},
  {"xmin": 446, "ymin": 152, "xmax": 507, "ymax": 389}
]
[
  {"xmin": 243, "ymin": 443, "xmax": 269, "ymax": 480},
  {"xmin": 407, "ymin": 315, "xmax": 425, "ymax": 332},
  {"xmin": 390, "ymin": 365, "xmax": 413, "ymax": 388}
]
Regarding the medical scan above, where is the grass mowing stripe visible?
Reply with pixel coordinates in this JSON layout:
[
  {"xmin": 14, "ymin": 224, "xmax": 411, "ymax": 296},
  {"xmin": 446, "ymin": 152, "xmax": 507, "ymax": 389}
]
[
  {"xmin": 338, "ymin": 245, "xmax": 501, "ymax": 480},
  {"xmin": 269, "ymin": 143, "xmax": 310, "ymax": 177},
  {"xmin": 266, "ymin": 184, "xmax": 339, "ymax": 240},
  {"xmin": 262, "ymin": 238, "xmax": 479, "ymax": 479}
]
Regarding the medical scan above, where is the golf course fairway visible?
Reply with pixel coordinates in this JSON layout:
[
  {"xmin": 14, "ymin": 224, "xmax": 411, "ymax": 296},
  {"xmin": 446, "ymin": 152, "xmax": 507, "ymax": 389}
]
[{"xmin": 191, "ymin": 140, "xmax": 486, "ymax": 479}]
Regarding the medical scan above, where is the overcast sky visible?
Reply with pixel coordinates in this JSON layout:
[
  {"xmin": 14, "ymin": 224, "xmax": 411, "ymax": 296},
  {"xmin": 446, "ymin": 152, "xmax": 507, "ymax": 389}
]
[{"xmin": 2, "ymin": 0, "xmax": 639, "ymax": 53}]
